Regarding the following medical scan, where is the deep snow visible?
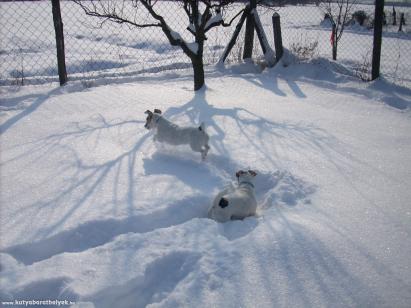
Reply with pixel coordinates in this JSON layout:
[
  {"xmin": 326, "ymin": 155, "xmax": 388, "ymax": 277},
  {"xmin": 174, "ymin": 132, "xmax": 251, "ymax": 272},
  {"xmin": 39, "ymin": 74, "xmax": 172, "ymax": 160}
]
[{"xmin": 1, "ymin": 60, "xmax": 411, "ymax": 307}]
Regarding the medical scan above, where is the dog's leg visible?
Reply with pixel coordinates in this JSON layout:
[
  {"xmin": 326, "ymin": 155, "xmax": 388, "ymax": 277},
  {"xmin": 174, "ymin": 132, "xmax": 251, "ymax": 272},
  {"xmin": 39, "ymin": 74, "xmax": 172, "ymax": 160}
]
[
  {"xmin": 201, "ymin": 145, "xmax": 210, "ymax": 161},
  {"xmin": 201, "ymin": 144, "xmax": 210, "ymax": 160},
  {"xmin": 201, "ymin": 150, "xmax": 207, "ymax": 161}
]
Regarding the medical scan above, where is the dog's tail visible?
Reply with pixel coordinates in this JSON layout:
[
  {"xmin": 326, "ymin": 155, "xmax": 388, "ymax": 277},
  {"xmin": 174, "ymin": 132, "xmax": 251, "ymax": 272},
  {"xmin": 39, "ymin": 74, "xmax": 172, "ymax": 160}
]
[{"xmin": 198, "ymin": 122, "xmax": 206, "ymax": 132}]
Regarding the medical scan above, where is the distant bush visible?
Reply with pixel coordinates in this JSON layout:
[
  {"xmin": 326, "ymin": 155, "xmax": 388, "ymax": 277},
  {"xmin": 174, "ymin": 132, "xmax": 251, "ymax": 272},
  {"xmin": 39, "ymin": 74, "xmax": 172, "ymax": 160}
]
[
  {"xmin": 354, "ymin": 50, "xmax": 372, "ymax": 82},
  {"xmin": 290, "ymin": 35, "xmax": 318, "ymax": 60},
  {"xmin": 352, "ymin": 10, "xmax": 368, "ymax": 26}
]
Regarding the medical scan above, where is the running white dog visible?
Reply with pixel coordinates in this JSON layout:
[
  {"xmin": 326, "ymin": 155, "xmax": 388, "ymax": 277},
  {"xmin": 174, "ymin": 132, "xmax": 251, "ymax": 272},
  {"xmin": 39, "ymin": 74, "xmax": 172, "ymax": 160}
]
[
  {"xmin": 144, "ymin": 109, "xmax": 210, "ymax": 160},
  {"xmin": 208, "ymin": 170, "xmax": 258, "ymax": 222}
]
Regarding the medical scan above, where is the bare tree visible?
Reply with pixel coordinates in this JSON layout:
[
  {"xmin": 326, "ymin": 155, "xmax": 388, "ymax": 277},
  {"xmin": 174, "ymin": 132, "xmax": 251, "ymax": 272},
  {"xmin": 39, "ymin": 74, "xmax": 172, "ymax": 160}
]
[
  {"xmin": 73, "ymin": 0, "xmax": 245, "ymax": 91},
  {"xmin": 319, "ymin": 0, "xmax": 358, "ymax": 60}
]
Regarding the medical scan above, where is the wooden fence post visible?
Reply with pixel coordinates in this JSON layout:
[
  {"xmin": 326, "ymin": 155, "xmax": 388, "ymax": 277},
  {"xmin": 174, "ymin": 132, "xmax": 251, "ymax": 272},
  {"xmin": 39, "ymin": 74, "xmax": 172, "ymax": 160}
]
[
  {"xmin": 51, "ymin": 0, "xmax": 67, "ymax": 85},
  {"xmin": 398, "ymin": 13, "xmax": 405, "ymax": 32},
  {"xmin": 392, "ymin": 6, "xmax": 396, "ymax": 25},
  {"xmin": 243, "ymin": 0, "xmax": 256, "ymax": 60},
  {"xmin": 219, "ymin": 7, "xmax": 250, "ymax": 64},
  {"xmin": 253, "ymin": 11, "xmax": 275, "ymax": 67},
  {"xmin": 272, "ymin": 13, "xmax": 283, "ymax": 63},
  {"xmin": 372, "ymin": 0, "xmax": 384, "ymax": 80}
]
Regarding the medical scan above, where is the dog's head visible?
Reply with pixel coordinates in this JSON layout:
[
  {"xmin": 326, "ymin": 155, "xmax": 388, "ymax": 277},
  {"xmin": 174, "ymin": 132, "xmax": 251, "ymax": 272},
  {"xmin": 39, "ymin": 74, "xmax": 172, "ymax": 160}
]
[
  {"xmin": 144, "ymin": 109, "xmax": 162, "ymax": 130},
  {"xmin": 236, "ymin": 170, "xmax": 257, "ymax": 184}
]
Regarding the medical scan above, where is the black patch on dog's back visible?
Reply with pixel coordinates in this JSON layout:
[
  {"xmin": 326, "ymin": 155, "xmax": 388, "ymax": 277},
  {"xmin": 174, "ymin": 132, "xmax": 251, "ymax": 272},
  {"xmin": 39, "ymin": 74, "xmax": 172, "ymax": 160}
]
[{"xmin": 219, "ymin": 197, "xmax": 229, "ymax": 208}]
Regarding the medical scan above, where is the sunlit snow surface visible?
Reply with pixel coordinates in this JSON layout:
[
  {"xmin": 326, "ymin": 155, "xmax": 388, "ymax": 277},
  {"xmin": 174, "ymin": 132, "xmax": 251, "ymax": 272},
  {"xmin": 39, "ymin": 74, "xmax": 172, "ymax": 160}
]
[{"xmin": 1, "ymin": 59, "xmax": 411, "ymax": 307}]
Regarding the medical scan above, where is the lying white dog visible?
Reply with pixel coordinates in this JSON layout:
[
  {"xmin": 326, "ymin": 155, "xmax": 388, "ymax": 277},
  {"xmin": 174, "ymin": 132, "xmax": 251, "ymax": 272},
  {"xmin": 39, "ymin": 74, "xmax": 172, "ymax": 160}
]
[
  {"xmin": 208, "ymin": 170, "xmax": 258, "ymax": 222},
  {"xmin": 144, "ymin": 109, "xmax": 210, "ymax": 160}
]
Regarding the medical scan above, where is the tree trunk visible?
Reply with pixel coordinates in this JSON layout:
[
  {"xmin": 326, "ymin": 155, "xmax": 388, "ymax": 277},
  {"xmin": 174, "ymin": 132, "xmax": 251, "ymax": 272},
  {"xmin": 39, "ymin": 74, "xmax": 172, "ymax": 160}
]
[
  {"xmin": 332, "ymin": 42, "xmax": 337, "ymax": 60},
  {"xmin": 191, "ymin": 56, "xmax": 205, "ymax": 91},
  {"xmin": 331, "ymin": 23, "xmax": 337, "ymax": 60}
]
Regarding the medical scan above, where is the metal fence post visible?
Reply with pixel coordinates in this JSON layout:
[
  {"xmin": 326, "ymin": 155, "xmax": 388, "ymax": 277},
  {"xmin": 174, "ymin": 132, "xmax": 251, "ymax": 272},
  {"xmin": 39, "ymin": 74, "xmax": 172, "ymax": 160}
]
[
  {"xmin": 272, "ymin": 13, "xmax": 283, "ymax": 63},
  {"xmin": 243, "ymin": 0, "xmax": 256, "ymax": 59},
  {"xmin": 372, "ymin": 0, "xmax": 385, "ymax": 80},
  {"xmin": 51, "ymin": 0, "xmax": 67, "ymax": 85}
]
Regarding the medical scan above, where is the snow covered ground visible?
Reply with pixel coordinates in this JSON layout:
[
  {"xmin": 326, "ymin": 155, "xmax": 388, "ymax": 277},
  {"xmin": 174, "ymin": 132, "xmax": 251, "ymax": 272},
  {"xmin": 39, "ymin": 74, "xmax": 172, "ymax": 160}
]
[{"xmin": 1, "ymin": 58, "xmax": 411, "ymax": 307}]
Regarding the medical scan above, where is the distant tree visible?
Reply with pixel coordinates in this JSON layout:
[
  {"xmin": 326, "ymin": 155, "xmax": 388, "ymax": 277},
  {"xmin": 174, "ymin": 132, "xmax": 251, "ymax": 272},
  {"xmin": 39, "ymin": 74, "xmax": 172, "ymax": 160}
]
[
  {"xmin": 319, "ymin": 0, "xmax": 358, "ymax": 60},
  {"xmin": 73, "ymin": 0, "xmax": 245, "ymax": 91}
]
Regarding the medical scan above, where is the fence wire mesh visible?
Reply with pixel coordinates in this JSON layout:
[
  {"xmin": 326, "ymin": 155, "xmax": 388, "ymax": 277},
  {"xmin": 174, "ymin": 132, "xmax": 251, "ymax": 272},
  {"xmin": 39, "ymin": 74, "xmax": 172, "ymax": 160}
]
[
  {"xmin": 0, "ymin": 1, "xmax": 58, "ymax": 85},
  {"xmin": 0, "ymin": 0, "xmax": 410, "ymax": 87}
]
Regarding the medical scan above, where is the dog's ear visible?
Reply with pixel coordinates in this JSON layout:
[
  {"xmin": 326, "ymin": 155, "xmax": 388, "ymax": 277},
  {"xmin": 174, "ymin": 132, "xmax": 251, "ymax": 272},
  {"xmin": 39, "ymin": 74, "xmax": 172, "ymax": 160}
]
[
  {"xmin": 236, "ymin": 170, "xmax": 245, "ymax": 178},
  {"xmin": 145, "ymin": 110, "xmax": 153, "ymax": 115},
  {"xmin": 248, "ymin": 170, "xmax": 257, "ymax": 177},
  {"xmin": 154, "ymin": 109, "xmax": 162, "ymax": 114}
]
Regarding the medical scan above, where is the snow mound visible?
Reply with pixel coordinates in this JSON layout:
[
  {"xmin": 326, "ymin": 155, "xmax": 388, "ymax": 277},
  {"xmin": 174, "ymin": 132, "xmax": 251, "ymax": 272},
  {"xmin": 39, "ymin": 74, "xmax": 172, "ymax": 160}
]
[{"xmin": 320, "ymin": 18, "xmax": 333, "ymax": 28}]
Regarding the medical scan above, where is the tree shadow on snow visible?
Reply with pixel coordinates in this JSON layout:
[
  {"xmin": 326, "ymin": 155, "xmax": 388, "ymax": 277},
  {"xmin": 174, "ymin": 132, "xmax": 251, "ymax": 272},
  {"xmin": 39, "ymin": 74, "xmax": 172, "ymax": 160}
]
[
  {"xmin": 0, "ymin": 87, "xmax": 63, "ymax": 135},
  {"xmin": 2, "ymin": 114, "xmax": 152, "ymax": 244},
  {"xmin": 226, "ymin": 207, "xmax": 409, "ymax": 307},
  {"xmin": 3, "ymin": 194, "xmax": 209, "ymax": 266},
  {"xmin": 162, "ymin": 86, "xmax": 370, "ymax": 181},
  {"xmin": 2, "ymin": 82, "xmax": 383, "ymax": 248}
]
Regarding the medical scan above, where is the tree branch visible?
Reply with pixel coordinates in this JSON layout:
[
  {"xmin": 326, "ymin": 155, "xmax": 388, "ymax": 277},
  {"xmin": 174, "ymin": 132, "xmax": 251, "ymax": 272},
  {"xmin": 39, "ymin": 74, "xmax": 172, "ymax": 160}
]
[
  {"xmin": 205, "ymin": 8, "xmax": 245, "ymax": 32},
  {"xmin": 139, "ymin": 0, "xmax": 196, "ymax": 57},
  {"xmin": 73, "ymin": 0, "xmax": 161, "ymax": 28}
]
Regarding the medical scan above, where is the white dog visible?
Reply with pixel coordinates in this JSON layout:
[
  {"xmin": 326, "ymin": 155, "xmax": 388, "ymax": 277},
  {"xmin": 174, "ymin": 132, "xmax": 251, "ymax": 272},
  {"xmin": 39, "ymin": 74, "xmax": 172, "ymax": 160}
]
[
  {"xmin": 144, "ymin": 109, "xmax": 210, "ymax": 160},
  {"xmin": 208, "ymin": 170, "xmax": 258, "ymax": 222}
]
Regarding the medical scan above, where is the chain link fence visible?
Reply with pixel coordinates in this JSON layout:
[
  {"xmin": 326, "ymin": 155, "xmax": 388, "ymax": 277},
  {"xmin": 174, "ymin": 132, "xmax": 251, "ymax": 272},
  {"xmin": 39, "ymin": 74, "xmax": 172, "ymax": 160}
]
[
  {"xmin": 1, "ymin": 0, "xmax": 410, "ymax": 86},
  {"xmin": 1, "ymin": 1, "xmax": 58, "ymax": 85}
]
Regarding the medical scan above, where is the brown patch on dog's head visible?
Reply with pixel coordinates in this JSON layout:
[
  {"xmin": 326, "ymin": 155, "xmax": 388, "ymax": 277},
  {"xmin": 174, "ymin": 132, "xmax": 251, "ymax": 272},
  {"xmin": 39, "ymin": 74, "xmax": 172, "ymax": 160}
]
[
  {"xmin": 236, "ymin": 170, "xmax": 257, "ymax": 180},
  {"xmin": 248, "ymin": 170, "xmax": 257, "ymax": 177}
]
